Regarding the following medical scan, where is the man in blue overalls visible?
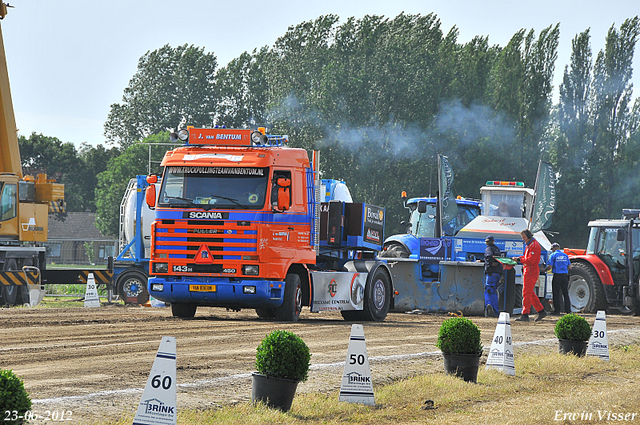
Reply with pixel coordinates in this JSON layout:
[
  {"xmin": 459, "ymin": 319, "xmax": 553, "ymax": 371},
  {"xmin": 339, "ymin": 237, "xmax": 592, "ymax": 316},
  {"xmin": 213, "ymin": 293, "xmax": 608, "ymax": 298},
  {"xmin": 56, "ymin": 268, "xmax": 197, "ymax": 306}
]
[
  {"xmin": 484, "ymin": 235, "xmax": 502, "ymax": 317},
  {"xmin": 545, "ymin": 242, "xmax": 572, "ymax": 314}
]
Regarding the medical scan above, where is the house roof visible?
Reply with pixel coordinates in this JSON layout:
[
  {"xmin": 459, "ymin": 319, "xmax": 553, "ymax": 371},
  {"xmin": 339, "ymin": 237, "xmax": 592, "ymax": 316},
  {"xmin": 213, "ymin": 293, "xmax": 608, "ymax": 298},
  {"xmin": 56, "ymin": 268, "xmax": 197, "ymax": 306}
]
[{"xmin": 47, "ymin": 212, "xmax": 114, "ymax": 241}]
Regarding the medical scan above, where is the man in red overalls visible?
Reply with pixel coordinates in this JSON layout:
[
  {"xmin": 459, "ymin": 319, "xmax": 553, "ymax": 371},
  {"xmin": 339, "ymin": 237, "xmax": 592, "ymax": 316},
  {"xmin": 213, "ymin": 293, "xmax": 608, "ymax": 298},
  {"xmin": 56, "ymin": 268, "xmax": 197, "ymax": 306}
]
[{"xmin": 514, "ymin": 229, "xmax": 547, "ymax": 322}]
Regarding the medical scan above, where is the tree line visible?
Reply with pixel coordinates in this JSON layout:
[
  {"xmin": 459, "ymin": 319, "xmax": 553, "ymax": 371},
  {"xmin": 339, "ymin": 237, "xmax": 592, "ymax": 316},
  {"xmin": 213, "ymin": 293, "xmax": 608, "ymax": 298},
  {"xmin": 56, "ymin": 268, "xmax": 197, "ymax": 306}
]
[{"xmin": 21, "ymin": 13, "xmax": 640, "ymax": 248}]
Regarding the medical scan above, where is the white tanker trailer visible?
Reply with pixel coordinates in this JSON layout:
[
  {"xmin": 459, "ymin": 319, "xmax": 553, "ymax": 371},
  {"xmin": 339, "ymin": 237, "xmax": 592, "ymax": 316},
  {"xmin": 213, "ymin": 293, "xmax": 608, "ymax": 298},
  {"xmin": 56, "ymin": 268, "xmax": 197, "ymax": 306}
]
[{"xmin": 112, "ymin": 175, "xmax": 158, "ymax": 304}]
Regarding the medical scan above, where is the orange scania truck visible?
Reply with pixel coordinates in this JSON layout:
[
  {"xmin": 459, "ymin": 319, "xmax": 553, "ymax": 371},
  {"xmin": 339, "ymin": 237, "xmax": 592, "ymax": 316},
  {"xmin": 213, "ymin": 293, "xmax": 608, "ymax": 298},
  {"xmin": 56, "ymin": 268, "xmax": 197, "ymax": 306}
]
[{"xmin": 146, "ymin": 127, "xmax": 393, "ymax": 321}]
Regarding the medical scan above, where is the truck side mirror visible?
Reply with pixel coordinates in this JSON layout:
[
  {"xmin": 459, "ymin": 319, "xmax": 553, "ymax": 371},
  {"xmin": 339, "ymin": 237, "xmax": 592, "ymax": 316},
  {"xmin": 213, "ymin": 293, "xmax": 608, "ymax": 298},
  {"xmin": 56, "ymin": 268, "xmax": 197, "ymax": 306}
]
[
  {"xmin": 617, "ymin": 228, "xmax": 626, "ymax": 241},
  {"xmin": 417, "ymin": 200, "xmax": 427, "ymax": 214},
  {"xmin": 272, "ymin": 177, "xmax": 291, "ymax": 213},
  {"xmin": 147, "ymin": 175, "xmax": 158, "ymax": 184},
  {"xmin": 145, "ymin": 185, "xmax": 156, "ymax": 209}
]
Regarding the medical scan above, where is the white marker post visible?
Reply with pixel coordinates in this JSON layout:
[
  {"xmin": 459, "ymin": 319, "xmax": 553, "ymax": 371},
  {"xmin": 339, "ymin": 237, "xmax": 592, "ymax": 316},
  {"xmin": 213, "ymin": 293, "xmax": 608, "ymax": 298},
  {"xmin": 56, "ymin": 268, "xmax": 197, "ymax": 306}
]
[
  {"xmin": 83, "ymin": 273, "xmax": 100, "ymax": 308},
  {"xmin": 485, "ymin": 312, "xmax": 515, "ymax": 376},
  {"xmin": 133, "ymin": 337, "xmax": 177, "ymax": 425},
  {"xmin": 339, "ymin": 324, "xmax": 375, "ymax": 406},
  {"xmin": 586, "ymin": 310, "xmax": 610, "ymax": 361}
]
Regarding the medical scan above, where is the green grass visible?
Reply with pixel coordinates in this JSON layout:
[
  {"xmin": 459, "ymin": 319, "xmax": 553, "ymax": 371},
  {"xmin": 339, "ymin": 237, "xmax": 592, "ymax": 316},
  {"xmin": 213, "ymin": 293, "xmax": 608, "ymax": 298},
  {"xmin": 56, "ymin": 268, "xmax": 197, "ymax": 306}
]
[
  {"xmin": 44, "ymin": 283, "xmax": 109, "ymax": 297},
  {"xmin": 34, "ymin": 296, "xmax": 116, "ymax": 308},
  {"xmin": 97, "ymin": 344, "xmax": 640, "ymax": 425}
]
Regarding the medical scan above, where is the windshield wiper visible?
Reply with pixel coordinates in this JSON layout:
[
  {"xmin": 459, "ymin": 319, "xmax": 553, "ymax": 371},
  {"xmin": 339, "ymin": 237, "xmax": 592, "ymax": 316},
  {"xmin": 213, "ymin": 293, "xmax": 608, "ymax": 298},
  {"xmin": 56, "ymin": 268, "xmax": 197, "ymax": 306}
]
[
  {"xmin": 209, "ymin": 195, "xmax": 242, "ymax": 206},
  {"xmin": 162, "ymin": 195, "xmax": 197, "ymax": 207}
]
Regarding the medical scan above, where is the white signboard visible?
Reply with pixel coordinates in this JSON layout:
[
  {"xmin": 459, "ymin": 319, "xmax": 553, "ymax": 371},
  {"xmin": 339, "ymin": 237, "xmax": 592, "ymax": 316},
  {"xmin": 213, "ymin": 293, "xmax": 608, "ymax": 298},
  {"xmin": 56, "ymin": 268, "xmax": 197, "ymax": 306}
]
[
  {"xmin": 339, "ymin": 324, "xmax": 375, "ymax": 406},
  {"xmin": 485, "ymin": 312, "xmax": 515, "ymax": 376},
  {"xmin": 133, "ymin": 337, "xmax": 177, "ymax": 425},
  {"xmin": 310, "ymin": 271, "xmax": 367, "ymax": 312}
]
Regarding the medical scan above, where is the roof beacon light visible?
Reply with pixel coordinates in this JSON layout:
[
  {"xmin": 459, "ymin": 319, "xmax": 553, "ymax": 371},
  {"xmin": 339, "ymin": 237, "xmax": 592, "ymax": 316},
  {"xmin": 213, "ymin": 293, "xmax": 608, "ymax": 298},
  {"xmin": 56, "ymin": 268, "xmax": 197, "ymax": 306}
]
[{"xmin": 486, "ymin": 181, "xmax": 525, "ymax": 187}]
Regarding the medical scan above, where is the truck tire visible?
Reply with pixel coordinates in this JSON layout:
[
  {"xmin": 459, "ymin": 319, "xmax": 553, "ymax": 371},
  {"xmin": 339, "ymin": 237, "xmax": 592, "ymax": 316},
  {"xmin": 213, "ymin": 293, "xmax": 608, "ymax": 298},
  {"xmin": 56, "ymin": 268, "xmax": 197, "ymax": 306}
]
[
  {"xmin": 171, "ymin": 303, "xmax": 197, "ymax": 318},
  {"xmin": 568, "ymin": 262, "xmax": 607, "ymax": 313},
  {"xmin": 341, "ymin": 267, "xmax": 391, "ymax": 322},
  {"xmin": 274, "ymin": 273, "xmax": 302, "ymax": 322},
  {"xmin": 117, "ymin": 270, "xmax": 149, "ymax": 305},
  {"xmin": 255, "ymin": 308, "xmax": 275, "ymax": 319},
  {"xmin": 16, "ymin": 258, "xmax": 34, "ymax": 306},
  {"xmin": 379, "ymin": 243, "xmax": 410, "ymax": 258},
  {"xmin": 2, "ymin": 259, "xmax": 19, "ymax": 306}
]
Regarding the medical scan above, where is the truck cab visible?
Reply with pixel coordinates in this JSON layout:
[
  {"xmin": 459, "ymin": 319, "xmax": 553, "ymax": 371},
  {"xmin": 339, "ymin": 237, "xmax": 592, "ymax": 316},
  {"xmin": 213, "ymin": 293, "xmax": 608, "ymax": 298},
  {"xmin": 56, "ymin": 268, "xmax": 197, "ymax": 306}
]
[{"xmin": 146, "ymin": 127, "xmax": 393, "ymax": 322}]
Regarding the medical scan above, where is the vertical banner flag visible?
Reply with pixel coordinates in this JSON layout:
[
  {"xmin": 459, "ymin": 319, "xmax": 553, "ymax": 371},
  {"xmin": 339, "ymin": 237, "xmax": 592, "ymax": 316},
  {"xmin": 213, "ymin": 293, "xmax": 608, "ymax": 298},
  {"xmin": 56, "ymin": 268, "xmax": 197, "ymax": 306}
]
[
  {"xmin": 438, "ymin": 154, "xmax": 458, "ymax": 236},
  {"xmin": 529, "ymin": 161, "xmax": 556, "ymax": 234}
]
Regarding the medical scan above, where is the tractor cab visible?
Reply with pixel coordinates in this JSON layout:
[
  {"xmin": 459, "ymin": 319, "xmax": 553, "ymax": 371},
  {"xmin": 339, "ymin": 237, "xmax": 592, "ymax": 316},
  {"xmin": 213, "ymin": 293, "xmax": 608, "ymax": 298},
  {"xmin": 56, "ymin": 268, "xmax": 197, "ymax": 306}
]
[{"xmin": 585, "ymin": 213, "xmax": 640, "ymax": 286}]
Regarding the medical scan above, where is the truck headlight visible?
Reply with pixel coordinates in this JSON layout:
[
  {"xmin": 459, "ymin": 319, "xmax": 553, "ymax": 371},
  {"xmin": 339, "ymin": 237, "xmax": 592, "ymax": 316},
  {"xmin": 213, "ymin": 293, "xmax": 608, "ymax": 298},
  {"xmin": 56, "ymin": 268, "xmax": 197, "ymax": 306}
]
[
  {"xmin": 243, "ymin": 285, "xmax": 256, "ymax": 294},
  {"xmin": 242, "ymin": 265, "xmax": 259, "ymax": 275},
  {"xmin": 177, "ymin": 129, "xmax": 189, "ymax": 142},
  {"xmin": 151, "ymin": 283, "xmax": 164, "ymax": 292},
  {"xmin": 154, "ymin": 263, "xmax": 169, "ymax": 273},
  {"xmin": 251, "ymin": 131, "xmax": 268, "ymax": 146}
]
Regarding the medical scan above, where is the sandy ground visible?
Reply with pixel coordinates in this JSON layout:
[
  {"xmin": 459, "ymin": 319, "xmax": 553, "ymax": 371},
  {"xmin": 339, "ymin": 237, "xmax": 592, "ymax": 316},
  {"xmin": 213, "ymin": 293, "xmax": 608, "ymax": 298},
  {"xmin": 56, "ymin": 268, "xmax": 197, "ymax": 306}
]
[{"xmin": 1, "ymin": 305, "xmax": 639, "ymax": 424}]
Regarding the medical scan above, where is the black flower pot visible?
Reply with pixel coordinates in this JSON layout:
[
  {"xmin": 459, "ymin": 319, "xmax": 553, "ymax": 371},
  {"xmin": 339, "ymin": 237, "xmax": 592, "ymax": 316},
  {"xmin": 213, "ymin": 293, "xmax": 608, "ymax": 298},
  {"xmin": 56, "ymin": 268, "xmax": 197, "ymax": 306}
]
[
  {"xmin": 251, "ymin": 372, "xmax": 299, "ymax": 412},
  {"xmin": 558, "ymin": 339, "xmax": 588, "ymax": 357},
  {"xmin": 442, "ymin": 353, "xmax": 482, "ymax": 382}
]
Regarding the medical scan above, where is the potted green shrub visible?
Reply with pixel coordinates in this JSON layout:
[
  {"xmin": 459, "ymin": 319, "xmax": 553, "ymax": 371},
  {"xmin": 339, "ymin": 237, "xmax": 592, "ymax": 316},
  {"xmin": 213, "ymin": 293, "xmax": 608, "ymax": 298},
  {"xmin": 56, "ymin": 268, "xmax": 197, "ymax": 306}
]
[
  {"xmin": 0, "ymin": 369, "xmax": 31, "ymax": 425},
  {"xmin": 436, "ymin": 317, "xmax": 483, "ymax": 382},
  {"xmin": 554, "ymin": 313, "xmax": 591, "ymax": 356},
  {"xmin": 251, "ymin": 330, "xmax": 311, "ymax": 412}
]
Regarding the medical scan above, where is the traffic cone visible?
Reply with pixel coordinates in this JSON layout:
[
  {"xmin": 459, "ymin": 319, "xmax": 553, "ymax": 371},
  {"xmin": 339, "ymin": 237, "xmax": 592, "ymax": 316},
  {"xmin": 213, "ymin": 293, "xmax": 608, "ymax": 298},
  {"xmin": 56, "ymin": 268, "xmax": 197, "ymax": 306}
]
[
  {"xmin": 485, "ymin": 312, "xmax": 515, "ymax": 376},
  {"xmin": 586, "ymin": 310, "xmax": 609, "ymax": 361}
]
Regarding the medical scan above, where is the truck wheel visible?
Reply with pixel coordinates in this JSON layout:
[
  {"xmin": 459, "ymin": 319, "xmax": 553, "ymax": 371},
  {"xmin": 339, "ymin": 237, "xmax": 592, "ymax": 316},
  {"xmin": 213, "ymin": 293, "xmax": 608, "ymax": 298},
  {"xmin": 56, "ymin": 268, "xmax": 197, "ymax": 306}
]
[
  {"xmin": 171, "ymin": 303, "xmax": 197, "ymax": 318},
  {"xmin": 117, "ymin": 270, "xmax": 149, "ymax": 305},
  {"xmin": 2, "ymin": 259, "xmax": 19, "ymax": 306},
  {"xmin": 255, "ymin": 308, "xmax": 275, "ymax": 319},
  {"xmin": 379, "ymin": 243, "xmax": 410, "ymax": 258},
  {"xmin": 569, "ymin": 262, "xmax": 607, "ymax": 313},
  {"xmin": 274, "ymin": 273, "xmax": 302, "ymax": 322},
  {"xmin": 341, "ymin": 267, "xmax": 391, "ymax": 322}
]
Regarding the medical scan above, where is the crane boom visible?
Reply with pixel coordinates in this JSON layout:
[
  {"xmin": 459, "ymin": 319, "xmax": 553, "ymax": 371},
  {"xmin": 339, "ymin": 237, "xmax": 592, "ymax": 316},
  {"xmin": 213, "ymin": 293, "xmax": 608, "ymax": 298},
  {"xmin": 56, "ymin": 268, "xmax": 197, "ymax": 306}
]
[{"xmin": 0, "ymin": 19, "xmax": 22, "ymax": 177}]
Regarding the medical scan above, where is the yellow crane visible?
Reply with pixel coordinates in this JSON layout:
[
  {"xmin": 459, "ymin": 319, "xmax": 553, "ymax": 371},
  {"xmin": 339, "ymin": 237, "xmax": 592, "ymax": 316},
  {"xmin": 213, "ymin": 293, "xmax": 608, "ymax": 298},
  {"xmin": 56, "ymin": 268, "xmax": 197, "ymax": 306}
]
[{"xmin": 0, "ymin": 3, "xmax": 65, "ymax": 305}]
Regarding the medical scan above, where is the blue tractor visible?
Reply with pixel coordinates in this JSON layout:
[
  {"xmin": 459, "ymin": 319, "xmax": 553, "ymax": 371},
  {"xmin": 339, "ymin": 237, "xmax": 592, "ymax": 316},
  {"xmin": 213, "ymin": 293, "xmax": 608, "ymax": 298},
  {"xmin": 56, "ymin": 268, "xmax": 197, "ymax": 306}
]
[{"xmin": 380, "ymin": 195, "xmax": 481, "ymax": 261}]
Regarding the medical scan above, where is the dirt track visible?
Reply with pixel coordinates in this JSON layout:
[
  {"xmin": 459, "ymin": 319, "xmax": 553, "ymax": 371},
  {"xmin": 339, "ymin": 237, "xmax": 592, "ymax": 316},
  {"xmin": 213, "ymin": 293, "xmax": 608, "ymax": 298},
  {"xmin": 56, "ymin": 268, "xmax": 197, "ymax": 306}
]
[{"xmin": 1, "ymin": 305, "xmax": 640, "ymax": 424}]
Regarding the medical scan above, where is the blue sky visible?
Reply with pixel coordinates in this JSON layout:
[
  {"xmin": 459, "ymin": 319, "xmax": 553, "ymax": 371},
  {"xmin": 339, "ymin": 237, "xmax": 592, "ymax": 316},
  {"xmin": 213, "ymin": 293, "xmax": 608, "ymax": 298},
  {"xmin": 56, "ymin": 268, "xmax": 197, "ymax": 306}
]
[{"xmin": 2, "ymin": 0, "xmax": 638, "ymax": 147}]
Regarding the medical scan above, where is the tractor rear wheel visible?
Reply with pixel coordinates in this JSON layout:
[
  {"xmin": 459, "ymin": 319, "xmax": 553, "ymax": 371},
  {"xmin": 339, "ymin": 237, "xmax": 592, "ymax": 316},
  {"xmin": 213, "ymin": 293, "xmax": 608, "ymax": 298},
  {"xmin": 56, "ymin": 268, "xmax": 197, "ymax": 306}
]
[{"xmin": 568, "ymin": 262, "xmax": 607, "ymax": 313}]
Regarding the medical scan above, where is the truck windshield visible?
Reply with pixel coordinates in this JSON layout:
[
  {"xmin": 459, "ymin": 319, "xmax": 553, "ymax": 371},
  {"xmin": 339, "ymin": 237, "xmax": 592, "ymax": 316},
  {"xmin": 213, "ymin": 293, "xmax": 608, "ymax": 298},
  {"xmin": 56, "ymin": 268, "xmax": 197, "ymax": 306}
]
[
  {"xmin": 409, "ymin": 203, "xmax": 479, "ymax": 238},
  {"xmin": 158, "ymin": 166, "xmax": 269, "ymax": 209},
  {"xmin": 0, "ymin": 182, "xmax": 17, "ymax": 222},
  {"xmin": 483, "ymin": 192, "xmax": 524, "ymax": 218},
  {"xmin": 632, "ymin": 227, "xmax": 640, "ymax": 283}
]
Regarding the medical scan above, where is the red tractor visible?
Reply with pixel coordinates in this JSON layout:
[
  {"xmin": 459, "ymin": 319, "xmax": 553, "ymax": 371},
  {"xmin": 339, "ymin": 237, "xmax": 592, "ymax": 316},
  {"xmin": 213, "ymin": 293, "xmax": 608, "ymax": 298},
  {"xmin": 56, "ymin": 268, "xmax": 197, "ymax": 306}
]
[{"xmin": 566, "ymin": 209, "xmax": 640, "ymax": 314}]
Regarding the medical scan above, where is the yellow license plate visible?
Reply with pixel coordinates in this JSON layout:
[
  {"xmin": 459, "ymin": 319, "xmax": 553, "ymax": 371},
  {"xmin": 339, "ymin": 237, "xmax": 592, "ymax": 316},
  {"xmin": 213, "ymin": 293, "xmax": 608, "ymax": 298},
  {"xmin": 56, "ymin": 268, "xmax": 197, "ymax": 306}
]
[{"xmin": 189, "ymin": 284, "xmax": 217, "ymax": 292}]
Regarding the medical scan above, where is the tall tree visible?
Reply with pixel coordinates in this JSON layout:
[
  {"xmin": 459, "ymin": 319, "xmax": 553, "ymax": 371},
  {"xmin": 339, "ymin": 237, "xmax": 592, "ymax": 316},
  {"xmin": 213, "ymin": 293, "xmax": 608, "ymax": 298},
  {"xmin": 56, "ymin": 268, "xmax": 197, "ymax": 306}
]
[
  {"xmin": 553, "ymin": 17, "xmax": 640, "ymax": 247},
  {"xmin": 589, "ymin": 17, "xmax": 640, "ymax": 218},
  {"xmin": 215, "ymin": 48, "xmax": 270, "ymax": 129},
  {"xmin": 95, "ymin": 132, "xmax": 173, "ymax": 237},
  {"xmin": 554, "ymin": 30, "xmax": 594, "ymax": 247},
  {"xmin": 104, "ymin": 44, "xmax": 218, "ymax": 148}
]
